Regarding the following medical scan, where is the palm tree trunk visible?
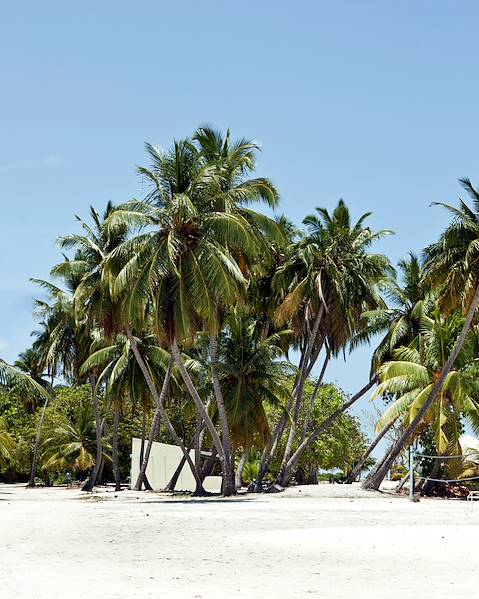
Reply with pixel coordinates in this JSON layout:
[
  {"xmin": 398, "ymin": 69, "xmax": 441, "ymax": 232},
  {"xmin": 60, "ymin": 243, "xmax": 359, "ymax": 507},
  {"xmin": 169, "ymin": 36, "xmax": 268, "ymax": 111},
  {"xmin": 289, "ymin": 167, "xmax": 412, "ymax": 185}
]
[
  {"xmin": 346, "ymin": 418, "xmax": 395, "ymax": 483},
  {"xmin": 278, "ymin": 305, "xmax": 324, "ymax": 480},
  {"xmin": 81, "ymin": 374, "xmax": 102, "ymax": 492},
  {"xmin": 171, "ymin": 339, "xmax": 228, "ymax": 480},
  {"xmin": 278, "ymin": 376, "xmax": 377, "ymax": 486},
  {"xmin": 301, "ymin": 350, "xmax": 330, "ymax": 443},
  {"xmin": 235, "ymin": 447, "xmax": 248, "ymax": 489},
  {"xmin": 209, "ymin": 335, "xmax": 235, "ymax": 496},
  {"xmin": 254, "ymin": 406, "xmax": 290, "ymax": 491},
  {"xmin": 163, "ymin": 433, "xmax": 197, "ymax": 492},
  {"xmin": 200, "ymin": 447, "xmax": 218, "ymax": 482},
  {"xmin": 112, "ymin": 401, "xmax": 121, "ymax": 491},
  {"xmin": 97, "ymin": 458, "xmax": 106, "ymax": 485},
  {"xmin": 194, "ymin": 414, "xmax": 203, "ymax": 473},
  {"xmin": 140, "ymin": 410, "xmax": 147, "ymax": 466},
  {"xmin": 363, "ymin": 442, "xmax": 396, "ymax": 485},
  {"xmin": 138, "ymin": 410, "xmax": 153, "ymax": 491},
  {"xmin": 254, "ymin": 345, "xmax": 310, "ymax": 491},
  {"xmin": 363, "ymin": 282, "xmax": 479, "ymax": 491},
  {"xmin": 127, "ymin": 330, "xmax": 204, "ymax": 493},
  {"xmin": 395, "ymin": 473, "xmax": 408, "ymax": 493},
  {"xmin": 27, "ymin": 395, "xmax": 50, "ymax": 487}
]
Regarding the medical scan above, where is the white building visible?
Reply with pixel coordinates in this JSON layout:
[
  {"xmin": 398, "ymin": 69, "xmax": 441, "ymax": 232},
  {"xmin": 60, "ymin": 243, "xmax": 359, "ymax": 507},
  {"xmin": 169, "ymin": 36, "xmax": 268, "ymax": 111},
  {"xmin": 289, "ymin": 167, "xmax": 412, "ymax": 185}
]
[{"xmin": 130, "ymin": 438, "xmax": 221, "ymax": 493}]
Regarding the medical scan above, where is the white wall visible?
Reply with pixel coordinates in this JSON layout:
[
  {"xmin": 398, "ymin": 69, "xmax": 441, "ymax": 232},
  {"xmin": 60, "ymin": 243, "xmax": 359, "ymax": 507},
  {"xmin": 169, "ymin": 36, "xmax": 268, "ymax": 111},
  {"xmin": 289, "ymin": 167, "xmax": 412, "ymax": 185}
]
[{"xmin": 130, "ymin": 438, "xmax": 221, "ymax": 493}]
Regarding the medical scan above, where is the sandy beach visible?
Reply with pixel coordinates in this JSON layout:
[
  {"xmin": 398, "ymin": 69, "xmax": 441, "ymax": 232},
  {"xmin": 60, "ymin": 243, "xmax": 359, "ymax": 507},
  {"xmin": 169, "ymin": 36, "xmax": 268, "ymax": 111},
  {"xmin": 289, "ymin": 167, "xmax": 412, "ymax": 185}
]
[{"xmin": 0, "ymin": 483, "xmax": 477, "ymax": 598}]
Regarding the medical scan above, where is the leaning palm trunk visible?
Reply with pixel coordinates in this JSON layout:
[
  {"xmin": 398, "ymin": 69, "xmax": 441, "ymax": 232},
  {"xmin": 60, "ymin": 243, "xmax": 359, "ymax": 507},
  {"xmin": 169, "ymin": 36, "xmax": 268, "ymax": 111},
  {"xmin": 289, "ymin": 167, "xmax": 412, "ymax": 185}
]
[
  {"xmin": 254, "ymin": 350, "xmax": 310, "ymax": 491},
  {"xmin": 254, "ymin": 401, "xmax": 292, "ymax": 491},
  {"xmin": 27, "ymin": 395, "xmax": 50, "ymax": 487},
  {"xmin": 194, "ymin": 415, "xmax": 203, "ymax": 473},
  {"xmin": 139, "ymin": 411, "xmax": 147, "ymax": 467},
  {"xmin": 235, "ymin": 448, "xmax": 248, "ymax": 489},
  {"xmin": 301, "ymin": 350, "xmax": 330, "ymax": 444},
  {"xmin": 139, "ymin": 410, "xmax": 153, "ymax": 491},
  {"xmin": 164, "ymin": 453, "xmax": 187, "ymax": 492},
  {"xmin": 395, "ymin": 474, "xmax": 408, "ymax": 493},
  {"xmin": 278, "ymin": 376, "xmax": 377, "ymax": 487},
  {"xmin": 209, "ymin": 335, "xmax": 235, "ymax": 496},
  {"xmin": 200, "ymin": 447, "xmax": 218, "ymax": 482},
  {"xmin": 127, "ymin": 335, "xmax": 205, "ymax": 495},
  {"xmin": 171, "ymin": 339, "xmax": 229, "ymax": 493},
  {"xmin": 363, "ymin": 441, "xmax": 396, "ymax": 486},
  {"xmin": 163, "ymin": 433, "xmax": 197, "ymax": 492},
  {"xmin": 363, "ymin": 283, "xmax": 479, "ymax": 491},
  {"xmin": 112, "ymin": 402, "xmax": 121, "ymax": 491},
  {"xmin": 279, "ymin": 306, "xmax": 324, "ymax": 477},
  {"xmin": 346, "ymin": 418, "xmax": 395, "ymax": 483},
  {"xmin": 82, "ymin": 374, "xmax": 102, "ymax": 492}
]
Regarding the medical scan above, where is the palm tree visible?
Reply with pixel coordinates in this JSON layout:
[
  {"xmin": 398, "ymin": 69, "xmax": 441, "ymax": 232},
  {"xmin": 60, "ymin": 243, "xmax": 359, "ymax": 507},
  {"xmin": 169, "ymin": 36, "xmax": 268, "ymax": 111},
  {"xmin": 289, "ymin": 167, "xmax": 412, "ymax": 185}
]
[
  {"xmin": 107, "ymin": 133, "xmax": 279, "ymax": 495},
  {"xmin": 191, "ymin": 126, "xmax": 282, "ymax": 493},
  {"xmin": 344, "ymin": 254, "xmax": 431, "ymax": 484},
  {"xmin": 31, "ymin": 279, "xmax": 89, "ymax": 386},
  {"xmin": 41, "ymin": 402, "xmax": 111, "ymax": 475},
  {"xmin": 372, "ymin": 311, "xmax": 479, "ymax": 463},
  {"xmin": 363, "ymin": 178, "xmax": 479, "ymax": 490},
  {"xmin": 246, "ymin": 214, "xmax": 297, "ymax": 342},
  {"xmin": 29, "ymin": 274, "xmax": 96, "ymax": 487},
  {"xmin": 215, "ymin": 314, "xmax": 293, "ymax": 453},
  {"xmin": 351, "ymin": 253, "xmax": 432, "ymax": 377},
  {"xmin": 51, "ymin": 203, "xmax": 129, "ymax": 491},
  {"xmin": 257, "ymin": 200, "xmax": 392, "ymax": 487}
]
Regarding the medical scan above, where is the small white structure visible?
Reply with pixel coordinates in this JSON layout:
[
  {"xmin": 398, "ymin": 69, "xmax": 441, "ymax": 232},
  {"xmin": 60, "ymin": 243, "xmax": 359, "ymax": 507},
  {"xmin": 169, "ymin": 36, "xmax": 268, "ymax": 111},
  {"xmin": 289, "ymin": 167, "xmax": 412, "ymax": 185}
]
[{"xmin": 130, "ymin": 438, "xmax": 221, "ymax": 493}]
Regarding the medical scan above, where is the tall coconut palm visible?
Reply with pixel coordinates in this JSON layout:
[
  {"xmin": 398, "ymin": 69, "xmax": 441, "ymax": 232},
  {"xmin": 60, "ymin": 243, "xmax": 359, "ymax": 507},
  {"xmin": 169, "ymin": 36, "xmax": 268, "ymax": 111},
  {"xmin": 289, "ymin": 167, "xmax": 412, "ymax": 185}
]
[
  {"xmin": 258, "ymin": 200, "xmax": 392, "ymax": 487},
  {"xmin": 246, "ymin": 214, "xmax": 297, "ymax": 342},
  {"xmin": 192, "ymin": 126, "xmax": 283, "ymax": 492},
  {"xmin": 363, "ymin": 178, "xmax": 479, "ymax": 490},
  {"xmin": 107, "ymin": 135, "xmax": 278, "ymax": 495},
  {"xmin": 29, "ymin": 275, "xmax": 95, "ymax": 487},
  {"xmin": 52, "ymin": 202, "xmax": 129, "ymax": 491}
]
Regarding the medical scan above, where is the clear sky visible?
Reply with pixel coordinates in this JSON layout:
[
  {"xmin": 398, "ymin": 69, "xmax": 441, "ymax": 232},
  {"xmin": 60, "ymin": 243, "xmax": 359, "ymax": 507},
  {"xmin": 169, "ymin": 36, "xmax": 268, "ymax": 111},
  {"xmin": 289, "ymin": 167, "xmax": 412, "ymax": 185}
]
[{"xmin": 1, "ymin": 1, "xmax": 478, "ymax": 435}]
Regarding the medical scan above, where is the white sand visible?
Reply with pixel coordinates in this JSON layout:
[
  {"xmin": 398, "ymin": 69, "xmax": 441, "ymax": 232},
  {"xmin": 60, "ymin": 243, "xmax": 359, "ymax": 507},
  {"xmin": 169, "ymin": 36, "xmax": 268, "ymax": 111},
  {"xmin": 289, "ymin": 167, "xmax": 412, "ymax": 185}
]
[{"xmin": 0, "ymin": 483, "xmax": 478, "ymax": 598}]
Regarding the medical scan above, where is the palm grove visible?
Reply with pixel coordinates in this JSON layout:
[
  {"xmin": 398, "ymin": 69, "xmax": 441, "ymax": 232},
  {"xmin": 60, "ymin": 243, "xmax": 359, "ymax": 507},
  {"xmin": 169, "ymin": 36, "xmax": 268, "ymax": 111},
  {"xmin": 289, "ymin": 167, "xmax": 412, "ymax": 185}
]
[{"xmin": 2, "ymin": 126, "xmax": 479, "ymax": 496}]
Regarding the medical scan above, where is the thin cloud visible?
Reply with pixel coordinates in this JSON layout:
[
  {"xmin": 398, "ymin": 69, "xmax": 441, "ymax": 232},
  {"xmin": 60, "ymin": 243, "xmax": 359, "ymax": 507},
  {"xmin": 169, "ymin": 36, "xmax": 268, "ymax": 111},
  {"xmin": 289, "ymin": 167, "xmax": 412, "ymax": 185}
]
[
  {"xmin": 0, "ymin": 341, "xmax": 9, "ymax": 352},
  {"xmin": 0, "ymin": 156, "xmax": 62, "ymax": 172}
]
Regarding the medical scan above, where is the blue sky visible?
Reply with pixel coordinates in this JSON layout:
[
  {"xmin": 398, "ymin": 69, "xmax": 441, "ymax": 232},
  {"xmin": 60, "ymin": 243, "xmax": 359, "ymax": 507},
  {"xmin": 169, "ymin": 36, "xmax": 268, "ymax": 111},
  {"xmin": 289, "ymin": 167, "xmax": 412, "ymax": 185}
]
[{"xmin": 1, "ymin": 1, "xmax": 478, "ymax": 435}]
